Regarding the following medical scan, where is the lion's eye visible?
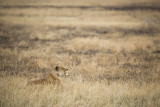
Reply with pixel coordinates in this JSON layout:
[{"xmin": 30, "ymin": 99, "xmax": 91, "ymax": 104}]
[{"xmin": 64, "ymin": 72, "xmax": 68, "ymax": 76}]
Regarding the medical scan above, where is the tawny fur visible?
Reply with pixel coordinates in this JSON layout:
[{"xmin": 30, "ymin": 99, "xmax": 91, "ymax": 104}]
[{"xmin": 27, "ymin": 66, "xmax": 68, "ymax": 85}]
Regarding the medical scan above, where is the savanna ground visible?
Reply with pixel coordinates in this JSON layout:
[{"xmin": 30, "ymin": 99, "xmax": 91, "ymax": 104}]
[{"xmin": 0, "ymin": 0, "xmax": 160, "ymax": 106}]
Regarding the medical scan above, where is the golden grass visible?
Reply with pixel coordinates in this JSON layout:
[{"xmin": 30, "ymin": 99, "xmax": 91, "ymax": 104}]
[
  {"xmin": 0, "ymin": 0, "xmax": 160, "ymax": 106},
  {"xmin": 1, "ymin": 75, "xmax": 160, "ymax": 107},
  {"xmin": 66, "ymin": 36, "xmax": 154, "ymax": 52}
]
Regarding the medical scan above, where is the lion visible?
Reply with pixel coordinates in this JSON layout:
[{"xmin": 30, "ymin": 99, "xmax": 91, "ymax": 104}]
[{"xmin": 27, "ymin": 65, "xmax": 69, "ymax": 85}]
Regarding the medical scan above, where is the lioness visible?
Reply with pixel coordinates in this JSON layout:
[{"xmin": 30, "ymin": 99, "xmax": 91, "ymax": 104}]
[{"xmin": 27, "ymin": 65, "xmax": 69, "ymax": 85}]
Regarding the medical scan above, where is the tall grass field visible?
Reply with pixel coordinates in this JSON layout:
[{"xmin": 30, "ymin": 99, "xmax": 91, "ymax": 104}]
[{"xmin": 0, "ymin": 0, "xmax": 160, "ymax": 106}]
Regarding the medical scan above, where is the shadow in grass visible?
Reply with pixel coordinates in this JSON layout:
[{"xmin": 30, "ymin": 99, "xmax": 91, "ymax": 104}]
[
  {"xmin": 153, "ymin": 50, "xmax": 160, "ymax": 54},
  {"xmin": 1, "ymin": 5, "xmax": 160, "ymax": 11}
]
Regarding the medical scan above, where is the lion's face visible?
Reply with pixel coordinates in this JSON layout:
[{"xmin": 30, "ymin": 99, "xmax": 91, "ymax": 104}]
[{"xmin": 54, "ymin": 66, "xmax": 69, "ymax": 77}]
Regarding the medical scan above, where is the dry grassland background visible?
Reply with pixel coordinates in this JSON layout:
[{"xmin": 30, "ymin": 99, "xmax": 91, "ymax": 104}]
[{"xmin": 0, "ymin": 0, "xmax": 160, "ymax": 106}]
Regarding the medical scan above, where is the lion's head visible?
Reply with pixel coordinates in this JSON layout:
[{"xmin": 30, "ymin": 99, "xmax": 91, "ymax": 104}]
[{"xmin": 54, "ymin": 65, "xmax": 69, "ymax": 77}]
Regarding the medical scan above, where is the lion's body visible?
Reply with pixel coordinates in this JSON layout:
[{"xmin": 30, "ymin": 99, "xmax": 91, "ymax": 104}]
[{"xmin": 27, "ymin": 66, "xmax": 68, "ymax": 85}]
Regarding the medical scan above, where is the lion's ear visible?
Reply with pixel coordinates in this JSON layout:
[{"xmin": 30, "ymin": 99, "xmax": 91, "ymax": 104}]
[{"xmin": 55, "ymin": 65, "xmax": 59, "ymax": 71}]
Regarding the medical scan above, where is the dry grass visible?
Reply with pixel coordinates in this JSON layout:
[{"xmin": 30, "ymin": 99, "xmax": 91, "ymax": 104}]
[
  {"xmin": 66, "ymin": 36, "xmax": 155, "ymax": 52},
  {"xmin": 0, "ymin": 0, "xmax": 160, "ymax": 107},
  {"xmin": 1, "ymin": 76, "xmax": 160, "ymax": 107}
]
